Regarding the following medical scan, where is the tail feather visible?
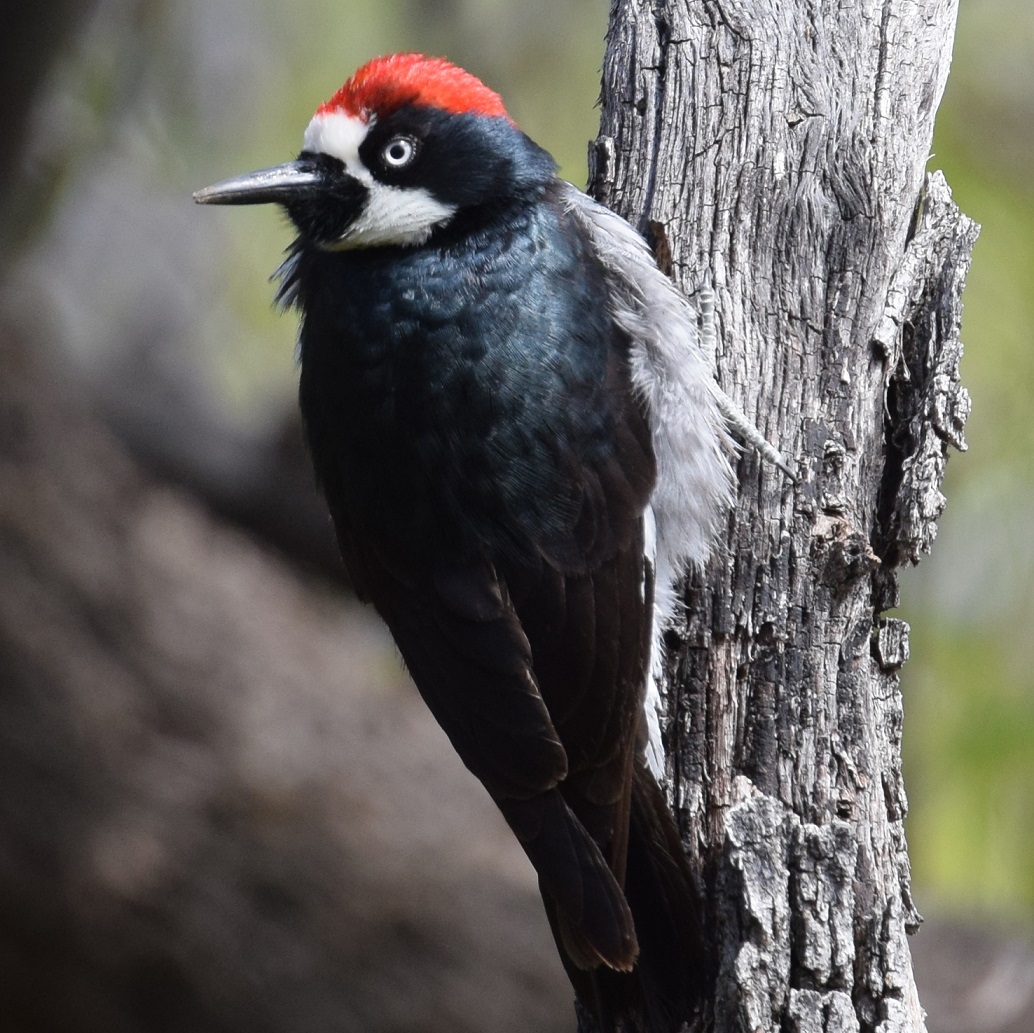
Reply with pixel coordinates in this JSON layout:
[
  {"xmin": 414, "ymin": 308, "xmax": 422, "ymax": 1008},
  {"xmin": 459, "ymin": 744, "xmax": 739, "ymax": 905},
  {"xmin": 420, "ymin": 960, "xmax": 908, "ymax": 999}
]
[
  {"xmin": 499, "ymin": 789, "xmax": 638, "ymax": 971},
  {"xmin": 546, "ymin": 764, "xmax": 708, "ymax": 1033}
]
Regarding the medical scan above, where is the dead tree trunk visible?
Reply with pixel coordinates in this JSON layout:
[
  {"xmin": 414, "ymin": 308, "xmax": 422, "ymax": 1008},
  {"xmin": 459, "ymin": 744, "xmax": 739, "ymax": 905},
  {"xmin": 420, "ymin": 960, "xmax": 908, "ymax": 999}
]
[{"xmin": 590, "ymin": 3, "xmax": 977, "ymax": 1031}]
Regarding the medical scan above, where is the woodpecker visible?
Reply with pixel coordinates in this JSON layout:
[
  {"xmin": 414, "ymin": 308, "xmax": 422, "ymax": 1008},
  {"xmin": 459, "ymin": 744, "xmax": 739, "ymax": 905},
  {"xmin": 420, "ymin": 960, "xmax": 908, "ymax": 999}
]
[{"xmin": 196, "ymin": 53, "xmax": 750, "ymax": 1032}]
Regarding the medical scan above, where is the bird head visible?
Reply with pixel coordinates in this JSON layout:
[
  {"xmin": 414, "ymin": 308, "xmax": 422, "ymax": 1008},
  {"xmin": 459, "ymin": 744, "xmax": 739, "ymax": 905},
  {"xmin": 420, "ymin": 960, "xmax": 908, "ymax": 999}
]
[{"xmin": 194, "ymin": 53, "xmax": 556, "ymax": 249}]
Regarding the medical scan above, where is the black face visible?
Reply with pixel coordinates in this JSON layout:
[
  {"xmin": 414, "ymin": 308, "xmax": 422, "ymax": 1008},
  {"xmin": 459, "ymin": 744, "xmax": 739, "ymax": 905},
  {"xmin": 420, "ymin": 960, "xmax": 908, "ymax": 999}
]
[
  {"xmin": 284, "ymin": 153, "xmax": 369, "ymax": 247},
  {"xmin": 283, "ymin": 104, "xmax": 558, "ymax": 249},
  {"xmin": 358, "ymin": 105, "xmax": 547, "ymax": 209}
]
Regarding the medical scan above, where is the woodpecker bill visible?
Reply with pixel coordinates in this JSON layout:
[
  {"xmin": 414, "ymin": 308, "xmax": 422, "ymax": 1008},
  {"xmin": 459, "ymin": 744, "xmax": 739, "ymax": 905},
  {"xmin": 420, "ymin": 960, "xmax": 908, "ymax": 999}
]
[{"xmin": 196, "ymin": 53, "xmax": 744, "ymax": 1032}]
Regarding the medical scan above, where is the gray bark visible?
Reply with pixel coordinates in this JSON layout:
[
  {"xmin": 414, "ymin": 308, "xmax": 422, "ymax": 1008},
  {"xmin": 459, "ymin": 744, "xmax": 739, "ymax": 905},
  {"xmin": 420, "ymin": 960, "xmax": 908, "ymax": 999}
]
[{"xmin": 590, "ymin": 3, "xmax": 977, "ymax": 1032}]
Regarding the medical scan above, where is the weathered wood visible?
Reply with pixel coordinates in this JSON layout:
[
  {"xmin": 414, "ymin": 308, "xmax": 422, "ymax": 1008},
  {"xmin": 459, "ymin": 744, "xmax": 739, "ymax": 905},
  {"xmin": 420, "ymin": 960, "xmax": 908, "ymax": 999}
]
[{"xmin": 590, "ymin": 3, "xmax": 977, "ymax": 1031}]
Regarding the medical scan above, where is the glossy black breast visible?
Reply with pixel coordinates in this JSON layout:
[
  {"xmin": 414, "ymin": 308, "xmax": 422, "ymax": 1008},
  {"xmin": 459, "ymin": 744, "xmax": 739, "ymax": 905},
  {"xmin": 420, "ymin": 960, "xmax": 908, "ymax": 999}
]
[{"xmin": 294, "ymin": 196, "xmax": 653, "ymax": 572}]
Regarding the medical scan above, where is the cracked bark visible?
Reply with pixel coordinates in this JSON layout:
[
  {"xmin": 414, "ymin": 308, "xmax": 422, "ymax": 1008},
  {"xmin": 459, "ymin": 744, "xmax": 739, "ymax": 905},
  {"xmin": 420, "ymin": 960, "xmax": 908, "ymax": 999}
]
[{"xmin": 589, "ymin": 3, "xmax": 977, "ymax": 1031}]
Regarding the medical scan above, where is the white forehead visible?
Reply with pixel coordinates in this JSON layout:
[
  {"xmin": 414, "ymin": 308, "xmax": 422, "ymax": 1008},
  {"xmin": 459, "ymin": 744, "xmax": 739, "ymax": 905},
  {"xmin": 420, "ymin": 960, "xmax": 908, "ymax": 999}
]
[{"xmin": 303, "ymin": 111, "xmax": 371, "ymax": 166}]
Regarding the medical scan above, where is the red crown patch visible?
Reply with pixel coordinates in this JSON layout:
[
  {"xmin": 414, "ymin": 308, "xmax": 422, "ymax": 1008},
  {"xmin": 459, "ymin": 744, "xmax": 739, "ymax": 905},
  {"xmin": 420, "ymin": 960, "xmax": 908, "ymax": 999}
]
[{"xmin": 317, "ymin": 53, "xmax": 512, "ymax": 123}]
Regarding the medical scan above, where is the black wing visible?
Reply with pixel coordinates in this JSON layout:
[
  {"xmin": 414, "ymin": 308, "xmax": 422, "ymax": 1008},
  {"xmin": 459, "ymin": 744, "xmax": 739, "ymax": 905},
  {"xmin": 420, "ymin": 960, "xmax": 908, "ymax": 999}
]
[
  {"xmin": 345, "ymin": 329, "xmax": 656, "ymax": 971},
  {"xmin": 360, "ymin": 551, "xmax": 642, "ymax": 970},
  {"xmin": 298, "ymin": 188, "xmax": 659, "ymax": 971}
]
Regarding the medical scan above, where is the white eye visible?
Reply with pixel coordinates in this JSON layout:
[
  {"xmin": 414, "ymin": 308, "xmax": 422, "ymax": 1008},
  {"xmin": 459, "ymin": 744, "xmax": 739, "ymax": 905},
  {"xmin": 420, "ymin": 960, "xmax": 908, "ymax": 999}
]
[{"xmin": 382, "ymin": 136, "xmax": 417, "ymax": 169}]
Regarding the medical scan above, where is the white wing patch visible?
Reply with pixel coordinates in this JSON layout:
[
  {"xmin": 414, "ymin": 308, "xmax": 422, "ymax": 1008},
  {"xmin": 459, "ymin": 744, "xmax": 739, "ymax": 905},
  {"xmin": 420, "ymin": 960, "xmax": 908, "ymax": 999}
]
[
  {"xmin": 561, "ymin": 184, "xmax": 734, "ymax": 624},
  {"xmin": 642, "ymin": 505, "xmax": 666, "ymax": 779},
  {"xmin": 562, "ymin": 185, "xmax": 737, "ymax": 778}
]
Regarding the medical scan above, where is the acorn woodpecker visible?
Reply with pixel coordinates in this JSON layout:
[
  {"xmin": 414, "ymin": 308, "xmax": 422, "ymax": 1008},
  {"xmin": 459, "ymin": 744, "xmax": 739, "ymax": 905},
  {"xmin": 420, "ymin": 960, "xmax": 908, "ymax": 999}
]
[{"xmin": 196, "ymin": 53, "xmax": 752, "ymax": 1032}]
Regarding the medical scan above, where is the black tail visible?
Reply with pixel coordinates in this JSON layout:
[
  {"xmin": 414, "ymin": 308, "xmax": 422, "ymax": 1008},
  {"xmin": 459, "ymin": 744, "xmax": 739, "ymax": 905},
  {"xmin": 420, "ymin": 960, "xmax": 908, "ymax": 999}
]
[{"xmin": 543, "ymin": 763, "xmax": 709, "ymax": 1033}]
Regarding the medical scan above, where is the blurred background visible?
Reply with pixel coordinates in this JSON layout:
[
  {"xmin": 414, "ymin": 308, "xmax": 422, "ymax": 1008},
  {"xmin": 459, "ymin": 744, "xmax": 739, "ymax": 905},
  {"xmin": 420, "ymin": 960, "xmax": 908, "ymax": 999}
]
[{"xmin": 0, "ymin": 1, "xmax": 1030, "ymax": 1031}]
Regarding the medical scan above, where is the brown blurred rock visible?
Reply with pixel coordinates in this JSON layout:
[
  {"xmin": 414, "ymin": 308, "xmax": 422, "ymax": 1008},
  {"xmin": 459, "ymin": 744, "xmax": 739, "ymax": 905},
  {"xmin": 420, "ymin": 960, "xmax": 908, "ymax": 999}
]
[
  {"xmin": 911, "ymin": 918, "xmax": 1034, "ymax": 1033},
  {"xmin": 0, "ymin": 324, "xmax": 572, "ymax": 1033}
]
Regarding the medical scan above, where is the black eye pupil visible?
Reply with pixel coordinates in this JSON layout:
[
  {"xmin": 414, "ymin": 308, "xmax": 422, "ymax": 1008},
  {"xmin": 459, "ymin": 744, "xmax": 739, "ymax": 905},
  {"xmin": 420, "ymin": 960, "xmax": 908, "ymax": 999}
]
[{"xmin": 384, "ymin": 138, "xmax": 414, "ymax": 167}]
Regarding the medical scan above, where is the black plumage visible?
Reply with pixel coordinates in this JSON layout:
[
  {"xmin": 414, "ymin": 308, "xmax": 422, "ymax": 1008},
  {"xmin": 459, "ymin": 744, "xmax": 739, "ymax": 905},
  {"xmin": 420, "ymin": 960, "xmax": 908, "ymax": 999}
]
[
  {"xmin": 195, "ymin": 57, "xmax": 719, "ymax": 1030},
  {"xmin": 282, "ymin": 165, "xmax": 704, "ymax": 1019}
]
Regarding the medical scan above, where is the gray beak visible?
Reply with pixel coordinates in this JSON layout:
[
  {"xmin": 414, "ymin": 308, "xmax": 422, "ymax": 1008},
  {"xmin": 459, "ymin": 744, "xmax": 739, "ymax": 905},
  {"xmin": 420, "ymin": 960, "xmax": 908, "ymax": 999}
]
[{"xmin": 193, "ymin": 159, "xmax": 324, "ymax": 206}]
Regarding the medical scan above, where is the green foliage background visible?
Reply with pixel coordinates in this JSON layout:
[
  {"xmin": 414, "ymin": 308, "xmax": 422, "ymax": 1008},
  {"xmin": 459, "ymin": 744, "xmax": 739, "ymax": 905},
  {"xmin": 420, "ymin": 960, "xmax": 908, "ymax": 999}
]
[{"xmin": 906, "ymin": 0, "xmax": 1034, "ymax": 923}]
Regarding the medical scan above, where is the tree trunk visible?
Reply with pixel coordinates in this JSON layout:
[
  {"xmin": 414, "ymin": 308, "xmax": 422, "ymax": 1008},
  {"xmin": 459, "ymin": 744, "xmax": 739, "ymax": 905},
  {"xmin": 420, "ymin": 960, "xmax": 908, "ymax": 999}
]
[{"xmin": 589, "ymin": 3, "xmax": 977, "ymax": 1031}]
